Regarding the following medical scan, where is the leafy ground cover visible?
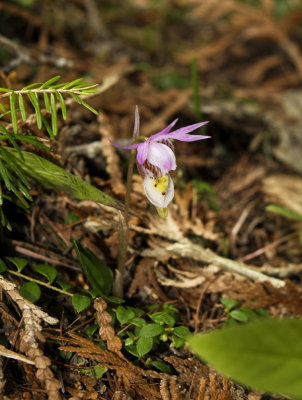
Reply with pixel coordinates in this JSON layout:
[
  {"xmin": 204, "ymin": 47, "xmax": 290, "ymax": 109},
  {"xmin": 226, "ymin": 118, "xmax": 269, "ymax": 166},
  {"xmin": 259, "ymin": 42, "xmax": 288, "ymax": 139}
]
[{"xmin": 1, "ymin": 0, "xmax": 302, "ymax": 399}]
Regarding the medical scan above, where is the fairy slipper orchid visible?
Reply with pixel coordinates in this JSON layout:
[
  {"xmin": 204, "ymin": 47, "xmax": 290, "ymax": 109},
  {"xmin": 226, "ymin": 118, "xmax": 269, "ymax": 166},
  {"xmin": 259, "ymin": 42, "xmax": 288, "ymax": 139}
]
[{"xmin": 111, "ymin": 111, "xmax": 210, "ymax": 213}]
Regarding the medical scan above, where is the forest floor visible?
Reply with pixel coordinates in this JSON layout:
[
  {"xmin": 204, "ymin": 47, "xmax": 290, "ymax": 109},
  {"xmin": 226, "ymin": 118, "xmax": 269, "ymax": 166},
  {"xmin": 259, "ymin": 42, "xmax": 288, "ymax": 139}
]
[{"xmin": 1, "ymin": 1, "xmax": 302, "ymax": 399}]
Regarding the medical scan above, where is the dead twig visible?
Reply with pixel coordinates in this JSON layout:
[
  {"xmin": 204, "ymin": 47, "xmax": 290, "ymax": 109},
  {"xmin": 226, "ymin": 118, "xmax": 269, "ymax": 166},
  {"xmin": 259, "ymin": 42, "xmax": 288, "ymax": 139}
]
[{"xmin": 142, "ymin": 239, "xmax": 285, "ymax": 288}]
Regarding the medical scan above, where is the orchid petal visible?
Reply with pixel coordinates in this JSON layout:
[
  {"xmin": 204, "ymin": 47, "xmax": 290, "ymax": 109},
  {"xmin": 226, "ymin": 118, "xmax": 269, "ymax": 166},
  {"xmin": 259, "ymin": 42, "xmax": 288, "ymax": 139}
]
[
  {"xmin": 143, "ymin": 175, "xmax": 174, "ymax": 208},
  {"xmin": 163, "ymin": 121, "xmax": 210, "ymax": 142},
  {"xmin": 150, "ymin": 119, "xmax": 179, "ymax": 141},
  {"xmin": 136, "ymin": 141, "xmax": 149, "ymax": 165},
  {"xmin": 147, "ymin": 142, "xmax": 176, "ymax": 173},
  {"xmin": 110, "ymin": 139, "xmax": 140, "ymax": 149}
]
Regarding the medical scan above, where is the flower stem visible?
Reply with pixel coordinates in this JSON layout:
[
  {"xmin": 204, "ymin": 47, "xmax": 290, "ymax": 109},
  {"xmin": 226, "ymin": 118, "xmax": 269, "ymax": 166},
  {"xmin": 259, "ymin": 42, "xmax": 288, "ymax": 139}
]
[
  {"xmin": 8, "ymin": 269, "xmax": 73, "ymax": 297},
  {"xmin": 114, "ymin": 148, "xmax": 136, "ymax": 297}
]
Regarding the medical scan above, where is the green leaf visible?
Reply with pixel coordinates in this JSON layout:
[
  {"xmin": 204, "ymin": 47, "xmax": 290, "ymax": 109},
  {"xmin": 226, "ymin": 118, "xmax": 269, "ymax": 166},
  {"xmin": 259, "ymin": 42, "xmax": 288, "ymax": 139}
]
[
  {"xmin": 55, "ymin": 91, "xmax": 67, "ymax": 120},
  {"xmin": 50, "ymin": 93, "xmax": 58, "ymax": 136},
  {"xmin": 266, "ymin": 204, "xmax": 302, "ymax": 221},
  {"xmin": 18, "ymin": 94, "xmax": 27, "ymax": 122},
  {"xmin": 170, "ymin": 335, "xmax": 185, "ymax": 348},
  {"xmin": 220, "ymin": 298, "xmax": 239, "ymax": 312},
  {"xmin": 150, "ymin": 311, "xmax": 175, "ymax": 327},
  {"xmin": 28, "ymin": 91, "xmax": 42, "ymax": 130},
  {"xmin": 139, "ymin": 323, "xmax": 164, "ymax": 338},
  {"xmin": 80, "ymin": 364, "xmax": 107, "ymax": 379},
  {"xmin": 32, "ymin": 264, "xmax": 57, "ymax": 283},
  {"xmin": 40, "ymin": 75, "xmax": 61, "ymax": 88},
  {"xmin": 22, "ymin": 82, "xmax": 42, "ymax": 90},
  {"xmin": 125, "ymin": 343, "xmax": 139, "ymax": 357},
  {"xmin": 19, "ymin": 282, "xmax": 41, "ymax": 303},
  {"xmin": 105, "ymin": 296, "xmax": 124, "ymax": 304},
  {"xmin": 3, "ymin": 148, "xmax": 123, "ymax": 209},
  {"xmin": 124, "ymin": 337, "xmax": 134, "ymax": 346},
  {"xmin": 7, "ymin": 257, "xmax": 29, "ymax": 272},
  {"xmin": 173, "ymin": 326, "xmax": 190, "ymax": 339},
  {"xmin": 85, "ymin": 324, "xmax": 99, "ymax": 337},
  {"xmin": 116, "ymin": 306, "xmax": 136, "ymax": 325},
  {"xmin": 137, "ymin": 337, "xmax": 153, "ymax": 357},
  {"xmin": 62, "ymin": 78, "xmax": 84, "ymax": 89},
  {"xmin": 229, "ymin": 309, "xmax": 250, "ymax": 322},
  {"xmin": 43, "ymin": 92, "xmax": 51, "ymax": 113},
  {"xmin": 149, "ymin": 360, "xmax": 172, "ymax": 373},
  {"xmin": 0, "ymin": 259, "xmax": 7, "ymax": 273},
  {"xmin": 80, "ymin": 100, "xmax": 98, "ymax": 115},
  {"xmin": 72, "ymin": 294, "xmax": 91, "ymax": 313},
  {"xmin": 131, "ymin": 317, "xmax": 147, "ymax": 327},
  {"xmin": 56, "ymin": 280, "xmax": 73, "ymax": 291},
  {"xmin": 9, "ymin": 92, "xmax": 18, "ymax": 134},
  {"xmin": 73, "ymin": 240, "xmax": 113, "ymax": 296},
  {"xmin": 189, "ymin": 319, "xmax": 302, "ymax": 399}
]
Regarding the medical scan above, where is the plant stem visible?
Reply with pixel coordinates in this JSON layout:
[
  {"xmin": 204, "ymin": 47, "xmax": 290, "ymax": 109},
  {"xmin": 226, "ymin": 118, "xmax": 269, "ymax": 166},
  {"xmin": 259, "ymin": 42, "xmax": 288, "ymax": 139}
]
[
  {"xmin": 114, "ymin": 148, "xmax": 136, "ymax": 297},
  {"xmin": 8, "ymin": 269, "xmax": 73, "ymax": 297},
  {"xmin": 0, "ymin": 87, "xmax": 96, "ymax": 98}
]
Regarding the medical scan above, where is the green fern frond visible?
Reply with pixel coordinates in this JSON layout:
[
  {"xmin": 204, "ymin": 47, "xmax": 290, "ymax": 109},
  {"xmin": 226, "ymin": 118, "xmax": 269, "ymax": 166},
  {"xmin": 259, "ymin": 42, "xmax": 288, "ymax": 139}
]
[
  {"xmin": 0, "ymin": 76, "xmax": 98, "ymax": 137},
  {"xmin": 0, "ymin": 75, "xmax": 100, "ymax": 228}
]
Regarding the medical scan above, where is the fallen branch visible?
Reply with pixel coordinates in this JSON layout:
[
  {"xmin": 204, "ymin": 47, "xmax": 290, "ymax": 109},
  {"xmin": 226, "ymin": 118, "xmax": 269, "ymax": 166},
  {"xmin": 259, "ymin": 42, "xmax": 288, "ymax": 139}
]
[{"xmin": 141, "ymin": 239, "xmax": 285, "ymax": 288}]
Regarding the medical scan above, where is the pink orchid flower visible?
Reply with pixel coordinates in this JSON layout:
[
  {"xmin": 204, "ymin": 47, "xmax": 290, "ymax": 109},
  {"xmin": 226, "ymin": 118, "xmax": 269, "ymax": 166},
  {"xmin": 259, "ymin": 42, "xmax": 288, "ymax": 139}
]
[{"xmin": 111, "ymin": 109, "xmax": 210, "ymax": 210}]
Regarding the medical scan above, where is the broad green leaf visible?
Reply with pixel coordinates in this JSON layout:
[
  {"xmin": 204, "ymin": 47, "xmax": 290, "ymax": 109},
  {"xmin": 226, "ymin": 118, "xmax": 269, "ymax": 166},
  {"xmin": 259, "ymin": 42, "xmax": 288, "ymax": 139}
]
[
  {"xmin": 56, "ymin": 280, "xmax": 73, "ymax": 291},
  {"xmin": 32, "ymin": 264, "xmax": 57, "ymax": 283},
  {"xmin": 170, "ymin": 335, "xmax": 185, "ymax": 348},
  {"xmin": 85, "ymin": 324, "xmax": 99, "ymax": 337},
  {"xmin": 20, "ymin": 282, "xmax": 41, "ymax": 303},
  {"xmin": 80, "ymin": 365, "xmax": 107, "ymax": 379},
  {"xmin": 73, "ymin": 240, "xmax": 113, "ymax": 296},
  {"xmin": 0, "ymin": 259, "xmax": 7, "ymax": 273},
  {"xmin": 189, "ymin": 319, "xmax": 302, "ymax": 399},
  {"xmin": 72, "ymin": 294, "xmax": 91, "ymax": 313},
  {"xmin": 106, "ymin": 296, "xmax": 124, "ymax": 304},
  {"xmin": 150, "ymin": 311, "xmax": 175, "ymax": 327},
  {"xmin": 3, "ymin": 148, "xmax": 123, "ymax": 209},
  {"xmin": 149, "ymin": 360, "xmax": 172, "ymax": 373},
  {"xmin": 7, "ymin": 257, "xmax": 29, "ymax": 272},
  {"xmin": 116, "ymin": 306, "xmax": 136, "ymax": 325},
  {"xmin": 9, "ymin": 92, "xmax": 18, "ymax": 134},
  {"xmin": 266, "ymin": 204, "xmax": 302, "ymax": 221},
  {"xmin": 220, "ymin": 298, "xmax": 239, "ymax": 312},
  {"xmin": 125, "ymin": 343, "xmax": 139, "ymax": 357},
  {"xmin": 173, "ymin": 326, "xmax": 190, "ymax": 339},
  {"xmin": 137, "ymin": 337, "xmax": 153, "ymax": 357},
  {"xmin": 139, "ymin": 323, "xmax": 164, "ymax": 338},
  {"xmin": 124, "ymin": 337, "xmax": 134, "ymax": 346},
  {"xmin": 131, "ymin": 317, "xmax": 147, "ymax": 327},
  {"xmin": 229, "ymin": 309, "xmax": 250, "ymax": 322}
]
